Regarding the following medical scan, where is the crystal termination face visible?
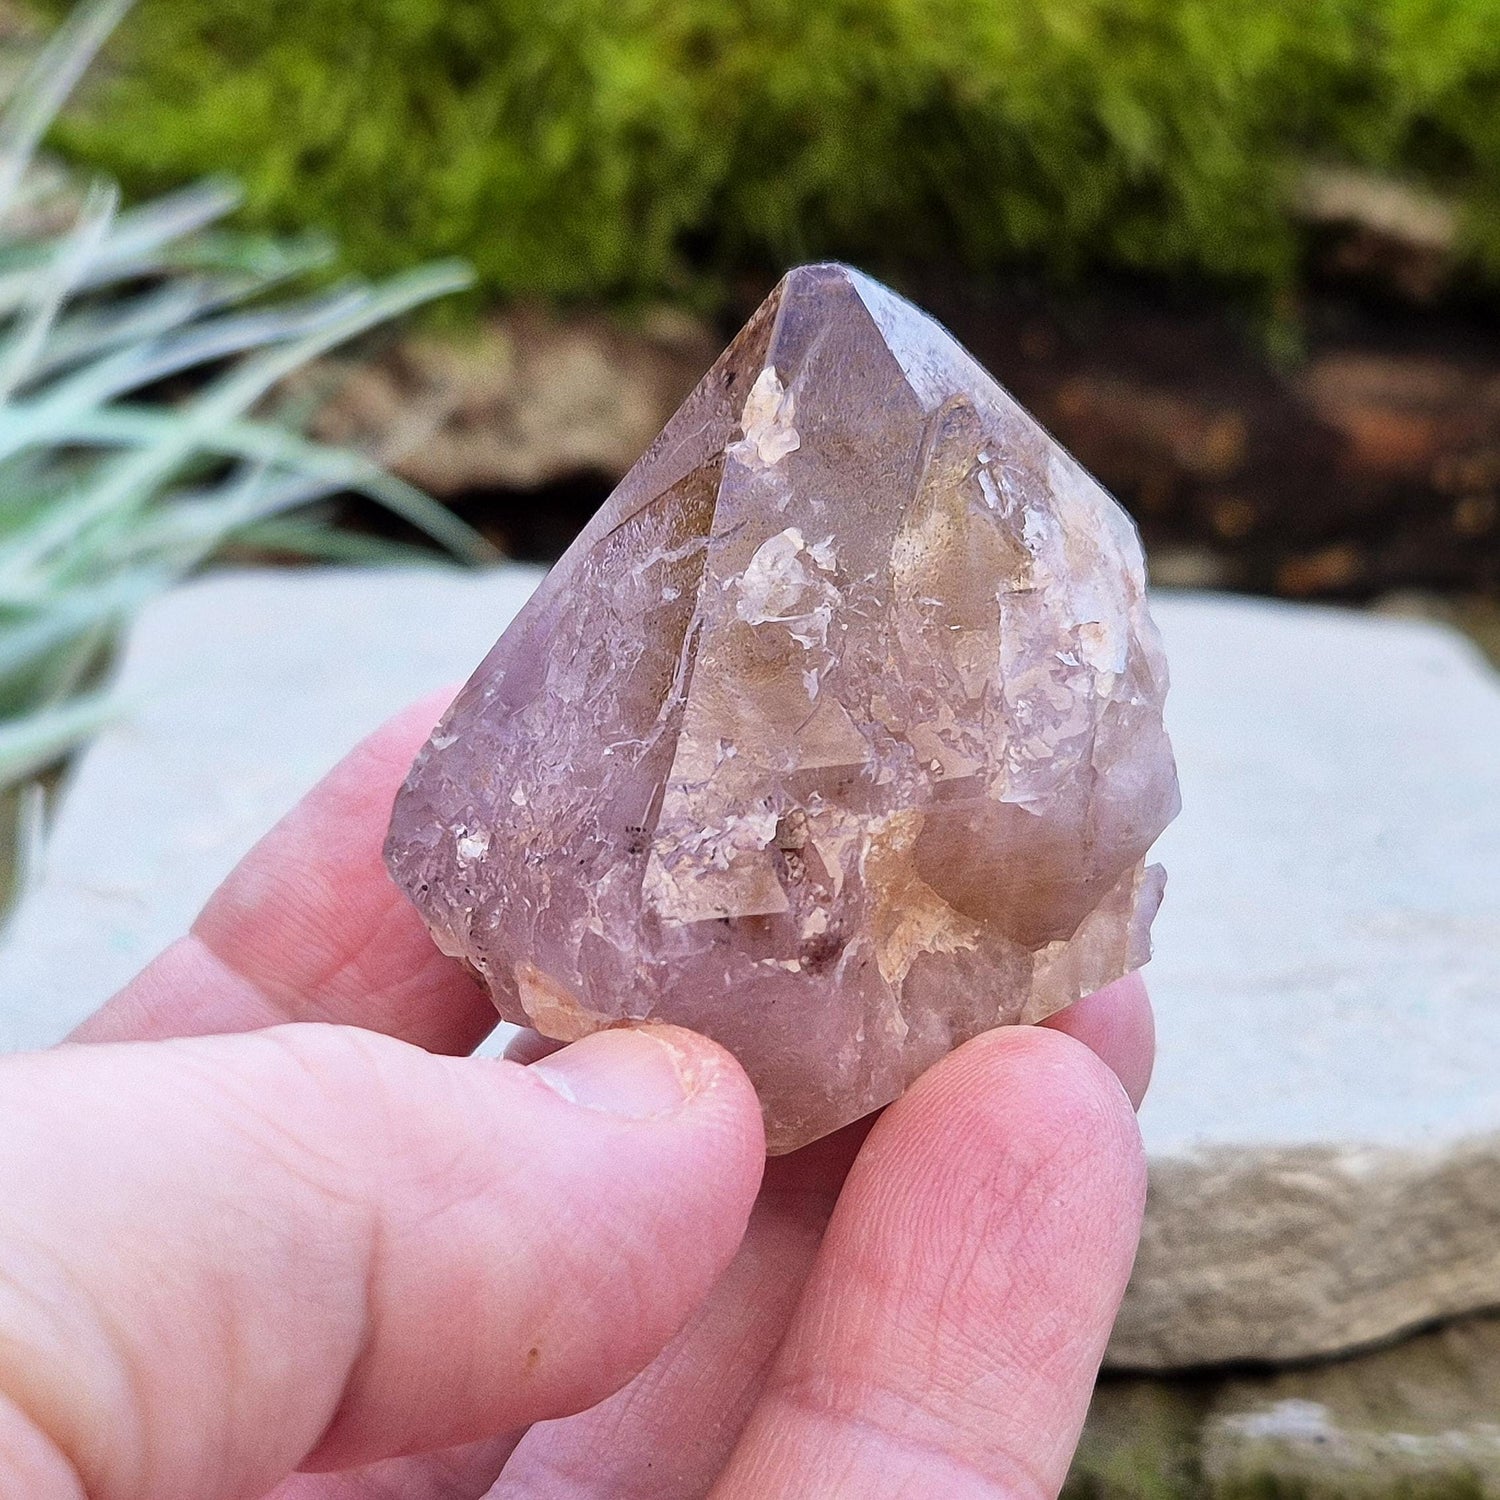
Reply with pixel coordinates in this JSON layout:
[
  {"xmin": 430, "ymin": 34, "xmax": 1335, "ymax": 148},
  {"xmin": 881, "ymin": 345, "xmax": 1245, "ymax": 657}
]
[{"xmin": 386, "ymin": 265, "xmax": 1180, "ymax": 1153}]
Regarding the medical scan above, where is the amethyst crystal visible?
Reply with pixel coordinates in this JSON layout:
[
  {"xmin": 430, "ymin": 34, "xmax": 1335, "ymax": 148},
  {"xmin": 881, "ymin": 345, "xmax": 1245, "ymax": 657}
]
[{"xmin": 386, "ymin": 264, "xmax": 1179, "ymax": 1152}]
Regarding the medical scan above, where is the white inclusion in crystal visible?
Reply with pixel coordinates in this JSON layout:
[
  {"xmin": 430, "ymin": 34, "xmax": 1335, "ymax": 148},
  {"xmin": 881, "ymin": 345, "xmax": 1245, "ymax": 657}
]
[
  {"xmin": 1022, "ymin": 507, "xmax": 1049, "ymax": 554},
  {"xmin": 737, "ymin": 528, "xmax": 811, "ymax": 622},
  {"xmin": 977, "ymin": 467, "xmax": 1003, "ymax": 510},
  {"xmin": 684, "ymin": 806, "xmax": 779, "ymax": 870},
  {"xmin": 728, "ymin": 366, "xmax": 801, "ymax": 469},
  {"xmin": 787, "ymin": 608, "xmax": 833, "ymax": 650},
  {"xmin": 736, "ymin": 528, "xmax": 840, "ymax": 651},
  {"xmin": 637, "ymin": 535, "xmax": 709, "ymax": 579},
  {"xmin": 455, "ymin": 828, "xmax": 490, "ymax": 862},
  {"xmin": 807, "ymin": 536, "xmax": 837, "ymax": 572},
  {"xmin": 1077, "ymin": 618, "xmax": 1127, "ymax": 675}
]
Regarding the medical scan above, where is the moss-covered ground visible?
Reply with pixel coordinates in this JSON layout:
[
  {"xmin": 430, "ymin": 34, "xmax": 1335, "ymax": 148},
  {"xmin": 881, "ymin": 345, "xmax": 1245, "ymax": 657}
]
[{"xmin": 37, "ymin": 0, "xmax": 1500, "ymax": 312}]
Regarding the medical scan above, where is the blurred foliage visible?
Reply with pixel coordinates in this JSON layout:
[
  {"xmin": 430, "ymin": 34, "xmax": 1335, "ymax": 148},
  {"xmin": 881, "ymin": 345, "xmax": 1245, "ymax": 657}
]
[
  {"xmin": 0, "ymin": 0, "xmax": 488, "ymax": 817},
  {"xmin": 31, "ymin": 0, "xmax": 1500, "ymax": 309}
]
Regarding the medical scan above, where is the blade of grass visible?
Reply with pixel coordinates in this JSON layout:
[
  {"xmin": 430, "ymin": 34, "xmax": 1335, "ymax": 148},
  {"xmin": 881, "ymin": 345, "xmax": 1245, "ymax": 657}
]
[
  {"xmin": 55, "ymin": 405, "xmax": 495, "ymax": 558},
  {"xmin": 0, "ymin": 283, "xmax": 398, "ymax": 466},
  {"xmin": 36, "ymin": 237, "xmax": 339, "ymax": 379},
  {"xmin": 0, "ymin": 690, "xmax": 120, "ymax": 786},
  {"xmin": 0, "ymin": 573, "xmax": 159, "ymax": 698},
  {"xmin": 0, "ymin": 261, "xmax": 474, "ymax": 577},
  {"xmin": 0, "ymin": 180, "xmax": 116, "ymax": 402},
  {"xmin": 226, "ymin": 516, "xmax": 444, "ymax": 565},
  {"xmin": 32, "ymin": 276, "xmax": 222, "ymax": 378},
  {"xmin": 0, "ymin": 179, "xmax": 245, "ymax": 313},
  {"xmin": 0, "ymin": 0, "xmax": 134, "ymax": 214}
]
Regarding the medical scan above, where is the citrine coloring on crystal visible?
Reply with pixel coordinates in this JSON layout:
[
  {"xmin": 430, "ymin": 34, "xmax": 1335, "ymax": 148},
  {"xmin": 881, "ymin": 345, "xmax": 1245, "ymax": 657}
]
[{"xmin": 386, "ymin": 265, "xmax": 1180, "ymax": 1152}]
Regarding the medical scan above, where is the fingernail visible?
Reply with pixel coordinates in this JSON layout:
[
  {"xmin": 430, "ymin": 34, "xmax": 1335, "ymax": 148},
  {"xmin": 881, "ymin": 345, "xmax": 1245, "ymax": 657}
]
[{"xmin": 530, "ymin": 1028, "xmax": 695, "ymax": 1119}]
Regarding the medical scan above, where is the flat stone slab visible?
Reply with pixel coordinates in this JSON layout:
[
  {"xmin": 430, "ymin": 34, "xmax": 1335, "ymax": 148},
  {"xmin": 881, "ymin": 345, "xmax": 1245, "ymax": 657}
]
[
  {"xmin": 2, "ymin": 568, "xmax": 1498, "ymax": 1368},
  {"xmin": 1123, "ymin": 593, "xmax": 1500, "ymax": 1368},
  {"xmin": 0, "ymin": 567, "xmax": 538, "ymax": 1053}
]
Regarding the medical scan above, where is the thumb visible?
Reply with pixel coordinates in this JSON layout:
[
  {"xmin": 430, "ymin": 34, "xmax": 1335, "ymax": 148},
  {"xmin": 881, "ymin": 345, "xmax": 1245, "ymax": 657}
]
[{"xmin": 0, "ymin": 1023, "xmax": 764, "ymax": 1500}]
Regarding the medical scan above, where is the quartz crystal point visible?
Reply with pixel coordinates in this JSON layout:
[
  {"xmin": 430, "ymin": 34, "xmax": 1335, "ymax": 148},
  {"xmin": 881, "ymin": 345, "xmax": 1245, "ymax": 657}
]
[{"xmin": 386, "ymin": 265, "xmax": 1180, "ymax": 1152}]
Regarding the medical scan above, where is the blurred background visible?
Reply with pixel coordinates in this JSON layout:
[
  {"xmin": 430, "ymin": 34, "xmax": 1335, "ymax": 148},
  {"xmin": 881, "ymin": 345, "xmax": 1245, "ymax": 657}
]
[{"xmin": 14, "ymin": 0, "xmax": 1500, "ymax": 643}]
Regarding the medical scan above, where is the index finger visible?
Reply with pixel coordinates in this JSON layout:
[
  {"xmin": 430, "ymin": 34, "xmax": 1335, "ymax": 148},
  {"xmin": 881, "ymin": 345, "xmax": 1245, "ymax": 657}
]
[
  {"xmin": 71, "ymin": 689, "xmax": 496, "ymax": 1055},
  {"xmin": 709, "ymin": 1025, "xmax": 1145, "ymax": 1499}
]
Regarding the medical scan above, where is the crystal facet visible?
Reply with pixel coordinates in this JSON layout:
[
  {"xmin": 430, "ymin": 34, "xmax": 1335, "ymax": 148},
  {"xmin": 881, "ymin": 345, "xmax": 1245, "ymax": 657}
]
[{"xmin": 386, "ymin": 265, "xmax": 1180, "ymax": 1152}]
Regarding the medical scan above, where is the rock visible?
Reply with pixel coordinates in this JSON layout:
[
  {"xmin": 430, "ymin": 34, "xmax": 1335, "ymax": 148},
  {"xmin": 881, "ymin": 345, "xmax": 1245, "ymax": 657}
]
[
  {"xmin": 304, "ymin": 304, "xmax": 719, "ymax": 495},
  {"xmin": 0, "ymin": 571, "xmax": 1496, "ymax": 1362},
  {"xmin": 1289, "ymin": 164, "xmax": 1461, "ymax": 304},
  {"xmin": 0, "ymin": 566, "xmax": 540, "ymax": 1053},
  {"xmin": 1203, "ymin": 1316, "xmax": 1500, "ymax": 1498},
  {"xmin": 1374, "ymin": 590, "xmax": 1500, "ymax": 672},
  {"xmin": 386, "ymin": 264, "xmax": 1179, "ymax": 1154},
  {"xmin": 1115, "ymin": 595, "xmax": 1500, "ymax": 1368},
  {"xmin": 1068, "ymin": 1313, "xmax": 1500, "ymax": 1500}
]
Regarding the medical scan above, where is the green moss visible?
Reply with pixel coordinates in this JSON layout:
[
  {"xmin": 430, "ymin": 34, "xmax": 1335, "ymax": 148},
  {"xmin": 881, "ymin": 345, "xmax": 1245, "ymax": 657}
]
[
  {"xmin": 1065, "ymin": 1378, "xmax": 1211, "ymax": 1500},
  {"xmin": 34, "ymin": 0, "xmax": 1500, "ymax": 307}
]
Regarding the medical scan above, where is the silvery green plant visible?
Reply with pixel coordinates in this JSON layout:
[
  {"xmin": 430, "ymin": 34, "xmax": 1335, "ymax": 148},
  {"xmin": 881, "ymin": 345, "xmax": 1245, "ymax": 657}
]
[{"xmin": 0, "ymin": 0, "xmax": 487, "ymax": 798}]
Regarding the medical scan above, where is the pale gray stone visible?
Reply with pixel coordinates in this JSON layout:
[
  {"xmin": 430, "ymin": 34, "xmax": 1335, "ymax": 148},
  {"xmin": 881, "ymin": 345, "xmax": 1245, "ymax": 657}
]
[
  {"xmin": 1, "ymin": 569, "xmax": 1497, "ymax": 1368},
  {"xmin": 0, "ymin": 567, "xmax": 540, "ymax": 1050},
  {"xmin": 1115, "ymin": 595, "xmax": 1500, "ymax": 1368}
]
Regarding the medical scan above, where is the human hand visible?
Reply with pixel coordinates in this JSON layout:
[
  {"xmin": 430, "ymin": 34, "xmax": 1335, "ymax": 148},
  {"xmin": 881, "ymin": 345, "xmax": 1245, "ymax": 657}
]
[{"xmin": 0, "ymin": 691, "xmax": 1151, "ymax": 1500}]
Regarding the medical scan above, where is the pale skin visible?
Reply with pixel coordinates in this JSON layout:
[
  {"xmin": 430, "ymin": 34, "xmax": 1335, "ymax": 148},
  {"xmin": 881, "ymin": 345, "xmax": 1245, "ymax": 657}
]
[{"xmin": 0, "ymin": 690, "xmax": 1155, "ymax": 1500}]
